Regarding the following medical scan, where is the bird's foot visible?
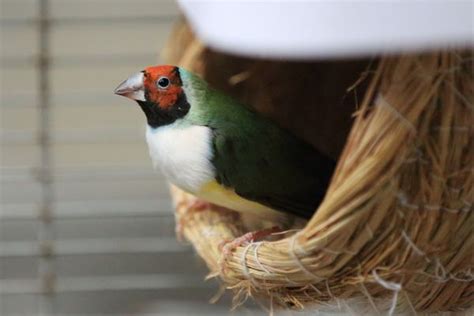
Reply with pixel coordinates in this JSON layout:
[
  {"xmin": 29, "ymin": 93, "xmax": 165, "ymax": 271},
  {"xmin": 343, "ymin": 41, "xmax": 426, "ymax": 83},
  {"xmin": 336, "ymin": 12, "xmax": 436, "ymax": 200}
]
[
  {"xmin": 175, "ymin": 198, "xmax": 219, "ymax": 241},
  {"xmin": 220, "ymin": 226, "xmax": 281, "ymax": 258},
  {"xmin": 187, "ymin": 198, "xmax": 212, "ymax": 211}
]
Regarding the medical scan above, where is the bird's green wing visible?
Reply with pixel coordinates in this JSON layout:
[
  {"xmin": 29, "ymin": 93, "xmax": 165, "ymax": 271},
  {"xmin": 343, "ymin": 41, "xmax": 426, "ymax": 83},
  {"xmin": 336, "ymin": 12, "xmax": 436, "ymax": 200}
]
[{"xmin": 203, "ymin": 92, "xmax": 336, "ymax": 219}]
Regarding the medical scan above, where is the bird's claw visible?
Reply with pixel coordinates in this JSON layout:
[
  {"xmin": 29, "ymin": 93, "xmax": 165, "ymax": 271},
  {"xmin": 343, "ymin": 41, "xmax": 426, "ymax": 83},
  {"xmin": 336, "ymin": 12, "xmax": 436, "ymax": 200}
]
[
  {"xmin": 188, "ymin": 199, "xmax": 212, "ymax": 211},
  {"xmin": 175, "ymin": 198, "xmax": 214, "ymax": 241},
  {"xmin": 219, "ymin": 226, "xmax": 281, "ymax": 271}
]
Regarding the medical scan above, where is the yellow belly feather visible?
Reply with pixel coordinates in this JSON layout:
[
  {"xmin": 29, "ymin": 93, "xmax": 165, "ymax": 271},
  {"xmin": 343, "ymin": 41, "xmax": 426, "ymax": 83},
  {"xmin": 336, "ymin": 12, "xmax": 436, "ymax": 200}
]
[{"xmin": 195, "ymin": 180, "xmax": 287, "ymax": 222}]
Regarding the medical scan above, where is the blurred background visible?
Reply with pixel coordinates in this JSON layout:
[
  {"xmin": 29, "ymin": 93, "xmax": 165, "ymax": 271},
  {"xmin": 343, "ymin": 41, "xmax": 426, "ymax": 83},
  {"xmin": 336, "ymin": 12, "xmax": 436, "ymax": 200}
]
[{"xmin": 0, "ymin": 0, "xmax": 259, "ymax": 315}]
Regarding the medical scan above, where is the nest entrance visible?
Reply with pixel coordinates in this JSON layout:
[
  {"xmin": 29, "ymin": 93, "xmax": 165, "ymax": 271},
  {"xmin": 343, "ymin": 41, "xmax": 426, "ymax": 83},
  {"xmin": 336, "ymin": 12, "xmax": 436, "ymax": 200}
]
[{"xmin": 164, "ymin": 21, "xmax": 473, "ymax": 314}]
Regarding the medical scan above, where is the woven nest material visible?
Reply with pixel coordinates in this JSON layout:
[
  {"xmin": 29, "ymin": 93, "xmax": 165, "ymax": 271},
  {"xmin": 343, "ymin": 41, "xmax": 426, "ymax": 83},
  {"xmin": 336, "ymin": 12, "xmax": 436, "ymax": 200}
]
[{"xmin": 163, "ymin": 21, "xmax": 473, "ymax": 313}]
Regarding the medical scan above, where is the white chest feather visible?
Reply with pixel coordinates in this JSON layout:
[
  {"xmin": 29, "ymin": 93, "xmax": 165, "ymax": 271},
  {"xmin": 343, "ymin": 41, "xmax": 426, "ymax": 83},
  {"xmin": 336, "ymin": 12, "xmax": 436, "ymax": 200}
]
[{"xmin": 146, "ymin": 124, "xmax": 215, "ymax": 193}]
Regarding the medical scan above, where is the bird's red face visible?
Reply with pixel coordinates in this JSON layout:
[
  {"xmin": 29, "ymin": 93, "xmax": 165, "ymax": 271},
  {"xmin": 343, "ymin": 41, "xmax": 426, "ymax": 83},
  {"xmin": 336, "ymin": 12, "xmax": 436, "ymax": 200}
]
[
  {"xmin": 142, "ymin": 65, "xmax": 184, "ymax": 109},
  {"xmin": 114, "ymin": 65, "xmax": 190, "ymax": 128}
]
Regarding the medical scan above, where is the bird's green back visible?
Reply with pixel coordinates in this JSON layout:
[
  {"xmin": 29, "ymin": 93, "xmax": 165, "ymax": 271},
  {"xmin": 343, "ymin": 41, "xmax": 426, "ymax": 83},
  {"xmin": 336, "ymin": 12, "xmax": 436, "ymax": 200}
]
[{"xmin": 179, "ymin": 69, "xmax": 335, "ymax": 218}]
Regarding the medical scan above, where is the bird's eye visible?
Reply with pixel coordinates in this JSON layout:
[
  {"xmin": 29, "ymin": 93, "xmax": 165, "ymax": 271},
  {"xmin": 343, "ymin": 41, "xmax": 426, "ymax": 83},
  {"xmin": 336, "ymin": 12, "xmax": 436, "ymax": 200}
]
[{"xmin": 157, "ymin": 77, "xmax": 170, "ymax": 89}]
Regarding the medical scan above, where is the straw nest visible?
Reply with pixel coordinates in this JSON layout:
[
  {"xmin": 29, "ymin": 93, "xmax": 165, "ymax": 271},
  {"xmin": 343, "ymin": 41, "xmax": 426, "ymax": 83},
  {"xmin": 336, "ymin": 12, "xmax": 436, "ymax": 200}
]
[{"xmin": 162, "ymin": 21, "xmax": 473, "ymax": 313}]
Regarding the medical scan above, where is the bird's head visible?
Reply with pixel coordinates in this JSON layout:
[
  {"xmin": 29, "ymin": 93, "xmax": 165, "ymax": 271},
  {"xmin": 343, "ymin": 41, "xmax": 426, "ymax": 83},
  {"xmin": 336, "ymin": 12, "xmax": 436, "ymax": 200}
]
[{"xmin": 114, "ymin": 65, "xmax": 191, "ymax": 128}]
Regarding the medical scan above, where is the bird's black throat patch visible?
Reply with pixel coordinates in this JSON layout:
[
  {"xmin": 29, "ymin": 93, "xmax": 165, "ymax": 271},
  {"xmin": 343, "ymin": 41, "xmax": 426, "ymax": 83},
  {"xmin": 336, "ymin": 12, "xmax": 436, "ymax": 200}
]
[{"xmin": 136, "ymin": 92, "xmax": 190, "ymax": 128}]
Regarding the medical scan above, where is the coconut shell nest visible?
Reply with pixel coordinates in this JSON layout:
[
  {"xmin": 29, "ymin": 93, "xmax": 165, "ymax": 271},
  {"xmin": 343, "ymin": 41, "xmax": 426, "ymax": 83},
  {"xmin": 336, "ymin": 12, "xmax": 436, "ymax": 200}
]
[{"xmin": 162, "ymin": 20, "xmax": 473, "ymax": 313}]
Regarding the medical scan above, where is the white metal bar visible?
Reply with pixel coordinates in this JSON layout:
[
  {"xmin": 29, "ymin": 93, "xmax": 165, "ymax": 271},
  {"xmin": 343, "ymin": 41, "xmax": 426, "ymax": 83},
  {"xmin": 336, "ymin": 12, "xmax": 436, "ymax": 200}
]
[
  {"xmin": 0, "ymin": 200, "xmax": 173, "ymax": 220},
  {"xmin": 0, "ymin": 208, "xmax": 171, "ymax": 220},
  {"xmin": 0, "ymin": 274, "xmax": 210, "ymax": 295},
  {"xmin": 1, "ymin": 90, "xmax": 145, "ymax": 108},
  {"xmin": 0, "ymin": 15, "xmax": 177, "ymax": 27},
  {"xmin": 1, "ymin": 166, "xmax": 167, "ymax": 182},
  {"xmin": 1, "ymin": 91, "xmax": 129, "ymax": 108},
  {"xmin": 0, "ymin": 237, "xmax": 188, "ymax": 257},
  {"xmin": 1, "ymin": 53, "xmax": 157, "ymax": 68},
  {"xmin": 0, "ymin": 128, "xmax": 143, "ymax": 145}
]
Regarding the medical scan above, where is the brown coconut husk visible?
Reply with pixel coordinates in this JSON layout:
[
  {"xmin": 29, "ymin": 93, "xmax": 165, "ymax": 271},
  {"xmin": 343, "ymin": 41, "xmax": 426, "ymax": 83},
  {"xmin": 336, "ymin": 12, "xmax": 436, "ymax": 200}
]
[{"xmin": 163, "ymin": 20, "xmax": 474, "ymax": 313}]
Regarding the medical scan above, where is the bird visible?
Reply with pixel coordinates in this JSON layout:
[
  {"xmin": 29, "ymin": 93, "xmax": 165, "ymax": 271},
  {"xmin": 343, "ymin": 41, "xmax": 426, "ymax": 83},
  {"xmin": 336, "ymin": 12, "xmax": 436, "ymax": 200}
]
[{"xmin": 114, "ymin": 65, "xmax": 336, "ymax": 248}]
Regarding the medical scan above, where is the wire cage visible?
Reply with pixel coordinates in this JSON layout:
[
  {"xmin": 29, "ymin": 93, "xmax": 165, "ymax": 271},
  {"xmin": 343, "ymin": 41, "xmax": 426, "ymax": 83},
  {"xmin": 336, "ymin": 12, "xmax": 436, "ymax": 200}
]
[{"xmin": 165, "ymin": 20, "xmax": 474, "ymax": 314}]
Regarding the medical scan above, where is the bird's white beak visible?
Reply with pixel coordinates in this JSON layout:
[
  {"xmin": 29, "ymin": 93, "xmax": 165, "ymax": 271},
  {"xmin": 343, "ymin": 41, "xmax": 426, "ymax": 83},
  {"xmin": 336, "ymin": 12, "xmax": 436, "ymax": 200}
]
[{"xmin": 114, "ymin": 72, "xmax": 145, "ymax": 101}]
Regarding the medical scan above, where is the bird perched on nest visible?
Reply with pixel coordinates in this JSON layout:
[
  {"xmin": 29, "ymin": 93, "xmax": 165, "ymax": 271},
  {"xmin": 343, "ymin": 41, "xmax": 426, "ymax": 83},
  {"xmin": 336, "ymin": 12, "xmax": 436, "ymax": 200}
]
[{"xmin": 115, "ymin": 65, "xmax": 335, "ymax": 250}]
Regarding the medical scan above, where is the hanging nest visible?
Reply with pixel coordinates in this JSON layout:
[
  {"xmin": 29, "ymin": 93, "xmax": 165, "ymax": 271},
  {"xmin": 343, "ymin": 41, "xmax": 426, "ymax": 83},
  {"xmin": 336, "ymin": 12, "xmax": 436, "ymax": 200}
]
[{"xmin": 163, "ymin": 20, "xmax": 473, "ymax": 313}]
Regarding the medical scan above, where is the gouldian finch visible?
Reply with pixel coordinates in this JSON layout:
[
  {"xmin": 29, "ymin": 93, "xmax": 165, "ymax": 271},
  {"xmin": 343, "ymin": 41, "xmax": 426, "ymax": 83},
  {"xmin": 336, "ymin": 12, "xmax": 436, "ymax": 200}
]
[{"xmin": 114, "ymin": 65, "xmax": 335, "ymax": 223}]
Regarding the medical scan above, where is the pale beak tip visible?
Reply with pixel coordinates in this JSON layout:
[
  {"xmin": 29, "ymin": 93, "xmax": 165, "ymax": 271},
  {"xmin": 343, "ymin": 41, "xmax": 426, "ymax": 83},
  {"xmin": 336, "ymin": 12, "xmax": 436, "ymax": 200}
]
[
  {"xmin": 114, "ymin": 80, "xmax": 128, "ymax": 96},
  {"xmin": 113, "ymin": 72, "xmax": 145, "ymax": 101},
  {"xmin": 113, "ymin": 87, "xmax": 124, "ymax": 96}
]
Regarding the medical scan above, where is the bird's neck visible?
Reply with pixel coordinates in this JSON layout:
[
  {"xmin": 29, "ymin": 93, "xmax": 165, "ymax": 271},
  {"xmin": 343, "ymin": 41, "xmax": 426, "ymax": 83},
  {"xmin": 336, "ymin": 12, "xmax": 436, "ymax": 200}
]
[{"xmin": 136, "ymin": 92, "xmax": 190, "ymax": 128}]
